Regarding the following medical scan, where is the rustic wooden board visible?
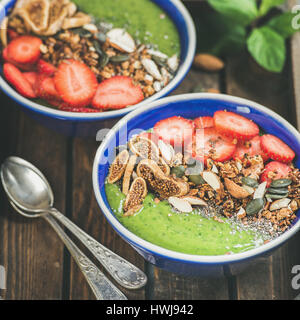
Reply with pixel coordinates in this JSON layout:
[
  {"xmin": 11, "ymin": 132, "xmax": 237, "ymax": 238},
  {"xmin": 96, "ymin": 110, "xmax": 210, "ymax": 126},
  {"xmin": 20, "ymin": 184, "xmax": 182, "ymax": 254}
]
[
  {"xmin": 0, "ymin": 98, "xmax": 67, "ymax": 299},
  {"xmin": 68, "ymin": 128, "xmax": 146, "ymax": 300}
]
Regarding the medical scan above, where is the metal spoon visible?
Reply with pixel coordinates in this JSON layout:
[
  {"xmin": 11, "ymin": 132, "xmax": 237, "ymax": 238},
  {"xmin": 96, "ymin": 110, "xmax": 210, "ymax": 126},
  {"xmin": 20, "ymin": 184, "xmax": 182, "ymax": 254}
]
[
  {"xmin": 1, "ymin": 156, "xmax": 147, "ymax": 290},
  {"xmin": 8, "ymin": 200, "xmax": 127, "ymax": 300}
]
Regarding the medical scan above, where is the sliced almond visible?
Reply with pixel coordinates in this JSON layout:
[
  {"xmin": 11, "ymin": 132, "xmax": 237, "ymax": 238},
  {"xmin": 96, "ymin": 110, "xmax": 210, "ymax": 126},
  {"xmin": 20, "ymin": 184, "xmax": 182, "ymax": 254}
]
[
  {"xmin": 181, "ymin": 196, "xmax": 207, "ymax": 206},
  {"xmin": 107, "ymin": 28, "xmax": 136, "ymax": 53},
  {"xmin": 158, "ymin": 139, "xmax": 175, "ymax": 164},
  {"xmin": 168, "ymin": 197, "xmax": 193, "ymax": 213},
  {"xmin": 167, "ymin": 54, "xmax": 179, "ymax": 72},
  {"xmin": 202, "ymin": 171, "xmax": 223, "ymax": 193},
  {"xmin": 122, "ymin": 155, "xmax": 137, "ymax": 195},
  {"xmin": 224, "ymin": 178, "xmax": 250, "ymax": 199},
  {"xmin": 141, "ymin": 58, "xmax": 162, "ymax": 80},
  {"xmin": 253, "ymin": 181, "xmax": 267, "ymax": 199},
  {"xmin": 270, "ymin": 198, "xmax": 291, "ymax": 212},
  {"xmin": 236, "ymin": 207, "xmax": 246, "ymax": 219}
]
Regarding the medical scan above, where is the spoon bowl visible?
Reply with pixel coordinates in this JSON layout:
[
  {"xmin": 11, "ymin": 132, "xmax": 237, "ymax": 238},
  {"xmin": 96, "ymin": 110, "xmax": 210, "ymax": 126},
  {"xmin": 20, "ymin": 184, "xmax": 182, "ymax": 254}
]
[{"xmin": 1, "ymin": 157, "xmax": 53, "ymax": 215}]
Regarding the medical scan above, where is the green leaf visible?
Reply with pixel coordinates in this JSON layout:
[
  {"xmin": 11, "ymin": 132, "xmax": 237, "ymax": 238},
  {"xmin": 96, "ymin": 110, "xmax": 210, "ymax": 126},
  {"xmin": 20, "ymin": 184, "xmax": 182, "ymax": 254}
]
[
  {"xmin": 207, "ymin": 0, "xmax": 258, "ymax": 26},
  {"xmin": 193, "ymin": 10, "xmax": 247, "ymax": 56},
  {"xmin": 267, "ymin": 12, "xmax": 300, "ymax": 38},
  {"xmin": 259, "ymin": 0, "xmax": 285, "ymax": 17},
  {"xmin": 247, "ymin": 26, "xmax": 286, "ymax": 73}
]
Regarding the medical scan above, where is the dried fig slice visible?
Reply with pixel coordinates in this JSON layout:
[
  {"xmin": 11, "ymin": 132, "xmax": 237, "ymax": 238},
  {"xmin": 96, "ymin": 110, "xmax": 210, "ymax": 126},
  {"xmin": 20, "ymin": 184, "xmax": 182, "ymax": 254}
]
[
  {"xmin": 45, "ymin": 0, "xmax": 70, "ymax": 35},
  {"xmin": 122, "ymin": 155, "xmax": 137, "ymax": 195},
  {"xmin": 137, "ymin": 159, "xmax": 189, "ymax": 199},
  {"xmin": 128, "ymin": 135, "xmax": 160, "ymax": 162},
  {"xmin": 123, "ymin": 177, "xmax": 147, "ymax": 214},
  {"xmin": 18, "ymin": 0, "xmax": 50, "ymax": 34},
  {"xmin": 107, "ymin": 150, "xmax": 129, "ymax": 184}
]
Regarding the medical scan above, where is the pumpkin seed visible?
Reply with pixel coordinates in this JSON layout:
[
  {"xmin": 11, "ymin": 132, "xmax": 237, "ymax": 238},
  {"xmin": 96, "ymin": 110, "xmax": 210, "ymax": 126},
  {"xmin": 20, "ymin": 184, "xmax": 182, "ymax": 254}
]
[
  {"xmin": 72, "ymin": 27, "xmax": 92, "ymax": 38},
  {"xmin": 267, "ymin": 187, "xmax": 289, "ymax": 195},
  {"xmin": 171, "ymin": 165, "xmax": 185, "ymax": 178},
  {"xmin": 270, "ymin": 179, "xmax": 292, "ymax": 188},
  {"xmin": 265, "ymin": 193, "xmax": 289, "ymax": 200},
  {"xmin": 241, "ymin": 176, "xmax": 259, "ymax": 188},
  {"xmin": 96, "ymin": 32, "xmax": 107, "ymax": 43},
  {"xmin": 93, "ymin": 40, "xmax": 105, "ymax": 56},
  {"xmin": 100, "ymin": 53, "xmax": 109, "ymax": 68},
  {"xmin": 245, "ymin": 198, "xmax": 264, "ymax": 216},
  {"xmin": 110, "ymin": 54, "xmax": 130, "ymax": 63},
  {"xmin": 189, "ymin": 174, "xmax": 206, "ymax": 186}
]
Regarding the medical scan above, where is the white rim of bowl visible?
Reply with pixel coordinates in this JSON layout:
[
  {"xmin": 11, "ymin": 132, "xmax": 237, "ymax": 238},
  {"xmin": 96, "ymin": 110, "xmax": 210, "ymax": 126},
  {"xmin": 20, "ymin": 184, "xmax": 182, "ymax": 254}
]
[
  {"xmin": 93, "ymin": 93, "xmax": 300, "ymax": 264},
  {"xmin": 0, "ymin": 0, "xmax": 196, "ymax": 120}
]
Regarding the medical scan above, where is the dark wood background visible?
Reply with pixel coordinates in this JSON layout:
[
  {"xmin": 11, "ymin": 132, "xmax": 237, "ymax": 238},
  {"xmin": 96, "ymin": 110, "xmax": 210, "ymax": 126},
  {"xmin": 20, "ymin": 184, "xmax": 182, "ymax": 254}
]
[{"xmin": 0, "ymin": 0, "xmax": 300, "ymax": 300}]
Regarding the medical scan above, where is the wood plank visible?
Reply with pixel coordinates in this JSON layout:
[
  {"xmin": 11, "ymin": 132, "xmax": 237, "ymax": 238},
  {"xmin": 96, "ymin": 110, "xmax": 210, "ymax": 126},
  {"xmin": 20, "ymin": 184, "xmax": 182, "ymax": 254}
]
[
  {"xmin": 225, "ymin": 49, "xmax": 300, "ymax": 300},
  {"xmin": 0, "ymin": 95, "xmax": 67, "ymax": 299},
  {"xmin": 68, "ymin": 124, "xmax": 146, "ymax": 300},
  {"xmin": 148, "ymin": 68, "xmax": 230, "ymax": 300}
]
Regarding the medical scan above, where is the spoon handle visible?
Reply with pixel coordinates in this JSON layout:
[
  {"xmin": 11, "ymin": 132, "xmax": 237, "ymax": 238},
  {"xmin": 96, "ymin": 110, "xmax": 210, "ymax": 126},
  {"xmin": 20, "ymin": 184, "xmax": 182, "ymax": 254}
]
[
  {"xmin": 49, "ymin": 208, "xmax": 147, "ymax": 290},
  {"xmin": 43, "ymin": 214, "xmax": 127, "ymax": 300}
]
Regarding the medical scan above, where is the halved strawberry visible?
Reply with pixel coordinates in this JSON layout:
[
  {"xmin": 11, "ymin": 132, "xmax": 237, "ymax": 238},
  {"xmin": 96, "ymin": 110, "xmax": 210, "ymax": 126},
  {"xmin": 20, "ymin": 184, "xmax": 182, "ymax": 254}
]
[
  {"xmin": 35, "ymin": 75, "xmax": 61, "ymax": 101},
  {"xmin": 54, "ymin": 60, "xmax": 98, "ymax": 107},
  {"xmin": 3, "ymin": 63, "xmax": 36, "ymax": 98},
  {"xmin": 154, "ymin": 116, "xmax": 194, "ymax": 147},
  {"xmin": 214, "ymin": 110, "xmax": 259, "ymax": 141},
  {"xmin": 7, "ymin": 36, "xmax": 42, "ymax": 64},
  {"xmin": 187, "ymin": 128, "xmax": 237, "ymax": 163},
  {"xmin": 194, "ymin": 116, "xmax": 214, "ymax": 129},
  {"xmin": 23, "ymin": 72, "xmax": 38, "ymax": 87},
  {"xmin": 3, "ymin": 47, "xmax": 35, "ymax": 71},
  {"xmin": 92, "ymin": 76, "xmax": 144, "ymax": 110},
  {"xmin": 260, "ymin": 134, "xmax": 295, "ymax": 163},
  {"xmin": 260, "ymin": 161, "xmax": 292, "ymax": 187},
  {"xmin": 233, "ymin": 135, "xmax": 268, "ymax": 162},
  {"xmin": 37, "ymin": 59, "xmax": 57, "ymax": 77},
  {"xmin": 139, "ymin": 132, "xmax": 160, "ymax": 145},
  {"xmin": 59, "ymin": 104, "xmax": 100, "ymax": 113}
]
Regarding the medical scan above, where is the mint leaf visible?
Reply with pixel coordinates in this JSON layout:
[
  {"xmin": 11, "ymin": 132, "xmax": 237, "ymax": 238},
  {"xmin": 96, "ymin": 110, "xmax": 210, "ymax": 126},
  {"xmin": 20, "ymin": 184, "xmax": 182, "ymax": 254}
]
[
  {"xmin": 247, "ymin": 26, "xmax": 286, "ymax": 73},
  {"xmin": 267, "ymin": 12, "xmax": 300, "ymax": 38},
  {"xmin": 207, "ymin": 0, "xmax": 258, "ymax": 26},
  {"xmin": 194, "ymin": 10, "xmax": 247, "ymax": 56},
  {"xmin": 259, "ymin": 0, "xmax": 285, "ymax": 17}
]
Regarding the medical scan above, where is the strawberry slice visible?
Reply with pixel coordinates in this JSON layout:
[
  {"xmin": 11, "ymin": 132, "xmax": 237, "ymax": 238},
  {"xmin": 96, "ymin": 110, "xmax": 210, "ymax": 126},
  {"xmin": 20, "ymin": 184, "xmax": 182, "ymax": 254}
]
[
  {"xmin": 23, "ymin": 72, "xmax": 38, "ymax": 87},
  {"xmin": 59, "ymin": 105, "xmax": 100, "ymax": 113},
  {"xmin": 214, "ymin": 110, "xmax": 259, "ymax": 141},
  {"xmin": 194, "ymin": 116, "xmax": 214, "ymax": 129},
  {"xmin": 37, "ymin": 59, "xmax": 57, "ymax": 77},
  {"xmin": 54, "ymin": 60, "xmax": 98, "ymax": 107},
  {"xmin": 233, "ymin": 136, "xmax": 268, "ymax": 162},
  {"xmin": 260, "ymin": 161, "xmax": 292, "ymax": 187},
  {"xmin": 260, "ymin": 134, "xmax": 295, "ymax": 163},
  {"xmin": 3, "ymin": 63, "xmax": 36, "ymax": 98},
  {"xmin": 35, "ymin": 74, "xmax": 61, "ymax": 101},
  {"xmin": 187, "ymin": 127, "xmax": 236, "ymax": 163},
  {"xmin": 154, "ymin": 116, "xmax": 194, "ymax": 147},
  {"xmin": 7, "ymin": 36, "xmax": 42, "ymax": 64},
  {"xmin": 92, "ymin": 76, "xmax": 144, "ymax": 110},
  {"xmin": 3, "ymin": 47, "xmax": 35, "ymax": 71}
]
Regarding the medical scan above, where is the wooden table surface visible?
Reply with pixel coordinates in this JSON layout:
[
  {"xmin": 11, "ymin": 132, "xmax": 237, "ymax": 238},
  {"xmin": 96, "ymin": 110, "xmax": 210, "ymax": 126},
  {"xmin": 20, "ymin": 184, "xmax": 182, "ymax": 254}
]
[{"xmin": 0, "ymin": 0, "xmax": 300, "ymax": 300}]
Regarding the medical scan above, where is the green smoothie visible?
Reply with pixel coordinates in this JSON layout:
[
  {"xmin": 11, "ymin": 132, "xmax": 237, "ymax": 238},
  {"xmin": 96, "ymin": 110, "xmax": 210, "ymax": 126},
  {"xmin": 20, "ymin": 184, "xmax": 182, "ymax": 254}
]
[
  {"xmin": 105, "ymin": 183, "xmax": 265, "ymax": 256},
  {"xmin": 73, "ymin": 0, "xmax": 181, "ymax": 56}
]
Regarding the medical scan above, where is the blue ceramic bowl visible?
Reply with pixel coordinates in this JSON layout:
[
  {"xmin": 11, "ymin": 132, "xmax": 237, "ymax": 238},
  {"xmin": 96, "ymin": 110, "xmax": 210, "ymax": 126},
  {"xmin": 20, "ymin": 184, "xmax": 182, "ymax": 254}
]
[
  {"xmin": 0, "ymin": 0, "xmax": 195, "ymax": 136},
  {"xmin": 93, "ymin": 93, "xmax": 300, "ymax": 277}
]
